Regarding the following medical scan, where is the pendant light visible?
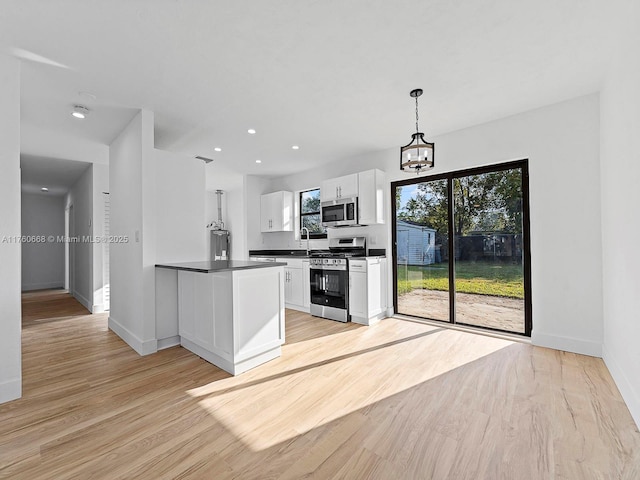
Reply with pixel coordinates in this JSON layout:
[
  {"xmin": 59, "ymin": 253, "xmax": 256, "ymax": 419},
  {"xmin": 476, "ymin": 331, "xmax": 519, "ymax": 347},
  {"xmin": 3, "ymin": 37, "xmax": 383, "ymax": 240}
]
[{"xmin": 400, "ymin": 89, "xmax": 434, "ymax": 173}]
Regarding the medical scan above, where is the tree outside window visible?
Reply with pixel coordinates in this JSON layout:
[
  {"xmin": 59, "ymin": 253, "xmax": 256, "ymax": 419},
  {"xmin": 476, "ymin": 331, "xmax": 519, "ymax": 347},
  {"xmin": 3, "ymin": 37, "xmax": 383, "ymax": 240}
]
[{"xmin": 300, "ymin": 188, "xmax": 326, "ymax": 238}]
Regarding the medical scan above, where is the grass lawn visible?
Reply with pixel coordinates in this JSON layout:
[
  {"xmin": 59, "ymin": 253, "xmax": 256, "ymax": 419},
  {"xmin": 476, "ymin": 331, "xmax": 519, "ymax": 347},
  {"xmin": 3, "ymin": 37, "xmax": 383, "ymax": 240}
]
[{"xmin": 397, "ymin": 261, "xmax": 524, "ymax": 299}]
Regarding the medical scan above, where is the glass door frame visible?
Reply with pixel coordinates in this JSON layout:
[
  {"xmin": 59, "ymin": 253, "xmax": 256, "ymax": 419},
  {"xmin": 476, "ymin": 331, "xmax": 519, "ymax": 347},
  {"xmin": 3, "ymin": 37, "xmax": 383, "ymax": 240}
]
[{"xmin": 391, "ymin": 159, "xmax": 532, "ymax": 337}]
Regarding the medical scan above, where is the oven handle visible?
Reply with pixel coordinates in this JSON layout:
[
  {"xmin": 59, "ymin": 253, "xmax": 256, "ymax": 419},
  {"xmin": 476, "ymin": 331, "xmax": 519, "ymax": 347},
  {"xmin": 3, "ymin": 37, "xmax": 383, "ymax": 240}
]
[{"xmin": 310, "ymin": 265, "xmax": 348, "ymax": 272}]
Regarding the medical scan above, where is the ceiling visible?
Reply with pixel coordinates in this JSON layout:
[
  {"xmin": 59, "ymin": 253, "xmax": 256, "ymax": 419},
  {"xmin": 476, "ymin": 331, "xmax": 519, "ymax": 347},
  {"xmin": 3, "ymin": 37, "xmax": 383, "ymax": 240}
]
[
  {"xmin": 1, "ymin": 0, "xmax": 624, "ymax": 177},
  {"xmin": 21, "ymin": 155, "xmax": 91, "ymax": 196}
]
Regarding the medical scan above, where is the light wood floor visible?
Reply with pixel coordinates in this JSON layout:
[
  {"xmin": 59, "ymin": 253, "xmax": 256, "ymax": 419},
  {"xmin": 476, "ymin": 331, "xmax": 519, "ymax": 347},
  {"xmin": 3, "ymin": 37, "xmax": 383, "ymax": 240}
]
[{"xmin": 1, "ymin": 290, "xmax": 639, "ymax": 479}]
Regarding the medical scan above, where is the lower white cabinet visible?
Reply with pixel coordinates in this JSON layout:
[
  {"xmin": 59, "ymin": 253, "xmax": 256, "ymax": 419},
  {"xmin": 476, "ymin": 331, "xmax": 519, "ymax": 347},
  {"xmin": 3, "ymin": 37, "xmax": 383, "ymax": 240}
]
[
  {"xmin": 302, "ymin": 260, "xmax": 310, "ymax": 309},
  {"xmin": 277, "ymin": 258, "xmax": 310, "ymax": 312},
  {"xmin": 349, "ymin": 257, "xmax": 387, "ymax": 325},
  {"xmin": 250, "ymin": 257, "xmax": 310, "ymax": 312}
]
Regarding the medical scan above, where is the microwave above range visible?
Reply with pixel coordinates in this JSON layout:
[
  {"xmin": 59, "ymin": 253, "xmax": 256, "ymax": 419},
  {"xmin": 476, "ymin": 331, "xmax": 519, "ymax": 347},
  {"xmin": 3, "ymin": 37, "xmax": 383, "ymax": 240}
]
[{"xmin": 321, "ymin": 197, "xmax": 358, "ymax": 227}]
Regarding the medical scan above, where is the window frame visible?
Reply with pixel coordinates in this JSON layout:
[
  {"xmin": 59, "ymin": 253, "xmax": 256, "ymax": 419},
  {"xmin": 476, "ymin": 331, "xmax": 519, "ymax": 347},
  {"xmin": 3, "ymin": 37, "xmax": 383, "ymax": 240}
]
[{"xmin": 299, "ymin": 188, "xmax": 327, "ymax": 239}]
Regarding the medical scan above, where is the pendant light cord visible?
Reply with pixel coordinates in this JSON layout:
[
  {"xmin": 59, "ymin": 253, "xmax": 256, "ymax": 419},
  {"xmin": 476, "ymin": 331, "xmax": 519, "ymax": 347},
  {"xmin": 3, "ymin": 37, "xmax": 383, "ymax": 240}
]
[{"xmin": 415, "ymin": 95, "xmax": 419, "ymax": 134}]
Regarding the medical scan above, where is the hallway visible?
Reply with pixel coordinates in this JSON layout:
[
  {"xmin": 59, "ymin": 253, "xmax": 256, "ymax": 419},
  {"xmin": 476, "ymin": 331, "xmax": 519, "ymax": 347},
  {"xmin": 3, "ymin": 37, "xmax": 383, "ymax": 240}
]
[{"xmin": 22, "ymin": 289, "xmax": 90, "ymax": 326}]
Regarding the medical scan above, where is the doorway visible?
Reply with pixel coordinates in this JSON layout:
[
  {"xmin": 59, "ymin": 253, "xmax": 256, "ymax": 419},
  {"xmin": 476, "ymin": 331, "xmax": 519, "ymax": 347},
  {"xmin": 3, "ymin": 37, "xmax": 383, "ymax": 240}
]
[{"xmin": 392, "ymin": 159, "xmax": 532, "ymax": 336}]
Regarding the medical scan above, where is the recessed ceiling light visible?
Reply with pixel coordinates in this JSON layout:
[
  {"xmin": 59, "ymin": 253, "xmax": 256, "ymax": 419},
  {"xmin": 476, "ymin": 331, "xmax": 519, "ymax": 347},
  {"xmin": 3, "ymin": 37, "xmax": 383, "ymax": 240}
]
[
  {"xmin": 214, "ymin": 147, "xmax": 222, "ymax": 152},
  {"xmin": 248, "ymin": 129, "xmax": 256, "ymax": 135},
  {"xmin": 292, "ymin": 145, "xmax": 299, "ymax": 150},
  {"xmin": 41, "ymin": 187, "xmax": 49, "ymax": 192},
  {"xmin": 255, "ymin": 159, "xmax": 262, "ymax": 164},
  {"xmin": 71, "ymin": 105, "xmax": 89, "ymax": 119}
]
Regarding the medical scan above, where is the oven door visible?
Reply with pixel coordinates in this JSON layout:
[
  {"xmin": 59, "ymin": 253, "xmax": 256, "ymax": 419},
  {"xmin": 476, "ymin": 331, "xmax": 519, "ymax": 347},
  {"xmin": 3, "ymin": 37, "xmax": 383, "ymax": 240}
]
[{"xmin": 310, "ymin": 266, "xmax": 349, "ymax": 321}]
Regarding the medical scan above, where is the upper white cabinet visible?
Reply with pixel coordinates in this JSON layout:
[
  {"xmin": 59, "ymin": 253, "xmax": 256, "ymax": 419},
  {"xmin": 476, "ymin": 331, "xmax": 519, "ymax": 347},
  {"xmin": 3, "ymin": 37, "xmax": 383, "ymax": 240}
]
[
  {"xmin": 261, "ymin": 191, "xmax": 294, "ymax": 232},
  {"xmin": 320, "ymin": 170, "xmax": 384, "ymax": 225},
  {"xmin": 321, "ymin": 173, "xmax": 358, "ymax": 202},
  {"xmin": 358, "ymin": 169, "xmax": 385, "ymax": 225}
]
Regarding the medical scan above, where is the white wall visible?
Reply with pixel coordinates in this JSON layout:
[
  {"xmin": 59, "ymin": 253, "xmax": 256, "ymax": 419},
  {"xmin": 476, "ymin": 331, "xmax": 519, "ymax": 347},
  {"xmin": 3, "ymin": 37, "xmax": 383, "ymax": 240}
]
[
  {"xmin": 600, "ymin": 0, "xmax": 640, "ymax": 427},
  {"xmin": 155, "ymin": 149, "xmax": 206, "ymax": 263},
  {"xmin": 91, "ymin": 163, "xmax": 110, "ymax": 312},
  {"xmin": 65, "ymin": 165, "xmax": 93, "ymax": 311},
  {"xmin": 21, "ymin": 193, "xmax": 65, "ymax": 291},
  {"xmin": 0, "ymin": 55, "xmax": 21, "ymax": 403},
  {"xmin": 251, "ymin": 94, "xmax": 603, "ymax": 357},
  {"xmin": 155, "ymin": 149, "xmax": 207, "ymax": 347},
  {"xmin": 109, "ymin": 110, "xmax": 157, "ymax": 355}
]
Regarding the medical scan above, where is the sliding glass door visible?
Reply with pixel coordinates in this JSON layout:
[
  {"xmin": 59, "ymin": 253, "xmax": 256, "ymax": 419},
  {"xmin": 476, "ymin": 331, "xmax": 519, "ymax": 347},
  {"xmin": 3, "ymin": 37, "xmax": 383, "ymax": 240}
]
[
  {"xmin": 392, "ymin": 160, "xmax": 531, "ymax": 336},
  {"xmin": 395, "ymin": 179, "xmax": 450, "ymax": 322}
]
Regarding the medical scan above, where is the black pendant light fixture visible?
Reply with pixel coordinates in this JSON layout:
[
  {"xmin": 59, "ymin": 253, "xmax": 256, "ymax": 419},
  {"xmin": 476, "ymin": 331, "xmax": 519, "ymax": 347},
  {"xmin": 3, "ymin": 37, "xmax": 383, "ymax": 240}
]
[{"xmin": 400, "ymin": 89, "xmax": 434, "ymax": 173}]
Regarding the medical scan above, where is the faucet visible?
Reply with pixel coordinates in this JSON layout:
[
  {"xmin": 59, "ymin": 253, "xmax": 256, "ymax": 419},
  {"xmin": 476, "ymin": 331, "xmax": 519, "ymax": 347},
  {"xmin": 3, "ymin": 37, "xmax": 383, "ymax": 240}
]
[{"xmin": 301, "ymin": 227, "xmax": 310, "ymax": 255}]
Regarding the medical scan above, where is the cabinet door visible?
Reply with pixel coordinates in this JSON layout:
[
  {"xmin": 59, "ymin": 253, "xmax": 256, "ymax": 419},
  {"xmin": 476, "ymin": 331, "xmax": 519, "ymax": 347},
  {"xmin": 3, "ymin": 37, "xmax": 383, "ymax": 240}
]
[
  {"xmin": 260, "ymin": 193, "xmax": 274, "ymax": 232},
  {"xmin": 367, "ymin": 260, "xmax": 383, "ymax": 316},
  {"xmin": 274, "ymin": 191, "xmax": 293, "ymax": 231},
  {"xmin": 337, "ymin": 173, "xmax": 359, "ymax": 199},
  {"xmin": 261, "ymin": 191, "xmax": 293, "ymax": 232},
  {"xmin": 358, "ymin": 169, "xmax": 385, "ymax": 225},
  {"xmin": 349, "ymin": 271, "xmax": 367, "ymax": 318},
  {"xmin": 321, "ymin": 178, "xmax": 339, "ymax": 202},
  {"xmin": 302, "ymin": 260, "xmax": 310, "ymax": 309},
  {"xmin": 287, "ymin": 267, "xmax": 305, "ymax": 307}
]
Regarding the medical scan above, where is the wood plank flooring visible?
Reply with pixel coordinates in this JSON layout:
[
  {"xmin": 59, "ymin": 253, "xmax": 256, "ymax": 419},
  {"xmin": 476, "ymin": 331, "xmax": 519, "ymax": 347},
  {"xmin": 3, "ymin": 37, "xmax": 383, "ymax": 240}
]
[{"xmin": 1, "ymin": 289, "xmax": 639, "ymax": 479}]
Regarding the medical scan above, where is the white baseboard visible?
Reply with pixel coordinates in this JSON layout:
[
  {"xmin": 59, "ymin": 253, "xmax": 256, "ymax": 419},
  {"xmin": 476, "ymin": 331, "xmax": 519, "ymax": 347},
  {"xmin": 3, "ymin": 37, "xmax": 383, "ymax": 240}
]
[
  {"xmin": 73, "ymin": 291, "xmax": 92, "ymax": 312},
  {"xmin": 531, "ymin": 332, "xmax": 602, "ymax": 357},
  {"xmin": 285, "ymin": 304, "xmax": 310, "ymax": 313},
  {"xmin": 92, "ymin": 304, "xmax": 105, "ymax": 314},
  {"xmin": 181, "ymin": 337, "xmax": 280, "ymax": 375},
  {"xmin": 21, "ymin": 281, "xmax": 64, "ymax": 292},
  {"xmin": 108, "ymin": 316, "xmax": 157, "ymax": 356},
  {"xmin": 603, "ymin": 345, "xmax": 640, "ymax": 429},
  {"xmin": 157, "ymin": 335, "xmax": 180, "ymax": 350},
  {"xmin": 0, "ymin": 377, "xmax": 21, "ymax": 404}
]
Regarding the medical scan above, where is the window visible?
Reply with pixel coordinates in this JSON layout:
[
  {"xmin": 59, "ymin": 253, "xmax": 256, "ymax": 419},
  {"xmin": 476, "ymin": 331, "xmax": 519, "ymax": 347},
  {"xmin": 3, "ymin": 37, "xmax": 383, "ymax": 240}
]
[{"xmin": 300, "ymin": 188, "xmax": 327, "ymax": 238}]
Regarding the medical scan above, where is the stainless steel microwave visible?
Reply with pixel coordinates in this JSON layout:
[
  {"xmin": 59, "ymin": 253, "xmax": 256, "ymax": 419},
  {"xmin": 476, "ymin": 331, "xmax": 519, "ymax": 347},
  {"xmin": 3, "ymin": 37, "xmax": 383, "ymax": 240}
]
[{"xmin": 321, "ymin": 197, "xmax": 358, "ymax": 227}]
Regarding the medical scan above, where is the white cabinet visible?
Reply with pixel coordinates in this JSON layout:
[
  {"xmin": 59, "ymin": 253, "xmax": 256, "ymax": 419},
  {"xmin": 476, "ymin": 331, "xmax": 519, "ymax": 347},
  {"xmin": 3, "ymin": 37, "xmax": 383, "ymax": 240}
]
[
  {"xmin": 261, "ymin": 191, "xmax": 294, "ymax": 232},
  {"xmin": 276, "ymin": 257, "xmax": 310, "ymax": 313},
  {"xmin": 357, "ymin": 169, "xmax": 385, "ymax": 225},
  {"xmin": 349, "ymin": 257, "xmax": 387, "ymax": 325},
  {"xmin": 302, "ymin": 260, "xmax": 310, "ymax": 309},
  {"xmin": 321, "ymin": 173, "xmax": 359, "ymax": 202},
  {"xmin": 285, "ymin": 267, "xmax": 304, "ymax": 309},
  {"xmin": 177, "ymin": 267, "xmax": 285, "ymax": 375},
  {"xmin": 319, "ymin": 169, "xmax": 385, "ymax": 225}
]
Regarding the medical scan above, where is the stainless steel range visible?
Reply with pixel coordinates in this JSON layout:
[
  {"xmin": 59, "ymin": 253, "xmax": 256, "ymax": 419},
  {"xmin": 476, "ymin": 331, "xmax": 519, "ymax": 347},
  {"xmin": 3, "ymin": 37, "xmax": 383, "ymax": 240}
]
[{"xmin": 309, "ymin": 237, "xmax": 366, "ymax": 322}]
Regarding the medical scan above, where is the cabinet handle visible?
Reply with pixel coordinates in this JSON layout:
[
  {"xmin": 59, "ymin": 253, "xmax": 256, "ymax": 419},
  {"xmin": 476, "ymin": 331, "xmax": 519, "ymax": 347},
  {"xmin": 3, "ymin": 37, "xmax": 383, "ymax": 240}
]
[{"xmin": 339, "ymin": 186, "xmax": 342, "ymax": 198}]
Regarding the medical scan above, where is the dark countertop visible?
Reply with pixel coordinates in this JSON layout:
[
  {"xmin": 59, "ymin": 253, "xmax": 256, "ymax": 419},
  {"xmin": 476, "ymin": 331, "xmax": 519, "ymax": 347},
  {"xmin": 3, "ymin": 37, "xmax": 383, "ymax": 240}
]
[
  {"xmin": 249, "ymin": 249, "xmax": 319, "ymax": 258},
  {"xmin": 156, "ymin": 260, "xmax": 287, "ymax": 273},
  {"xmin": 249, "ymin": 248, "xmax": 386, "ymax": 258}
]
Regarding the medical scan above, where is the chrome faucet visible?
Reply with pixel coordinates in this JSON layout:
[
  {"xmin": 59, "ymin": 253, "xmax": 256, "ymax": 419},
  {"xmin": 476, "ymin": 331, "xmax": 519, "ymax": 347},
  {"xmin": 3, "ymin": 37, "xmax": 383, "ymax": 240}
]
[{"xmin": 301, "ymin": 227, "xmax": 310, "ymax": 255}]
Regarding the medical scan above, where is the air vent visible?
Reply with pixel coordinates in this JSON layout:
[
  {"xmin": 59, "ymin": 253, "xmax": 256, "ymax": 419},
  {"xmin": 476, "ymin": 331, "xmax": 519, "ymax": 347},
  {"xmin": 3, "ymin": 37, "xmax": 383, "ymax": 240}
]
[{"xmin": 195, "ymin": 156, "xmax": 214, "ymax": 164}]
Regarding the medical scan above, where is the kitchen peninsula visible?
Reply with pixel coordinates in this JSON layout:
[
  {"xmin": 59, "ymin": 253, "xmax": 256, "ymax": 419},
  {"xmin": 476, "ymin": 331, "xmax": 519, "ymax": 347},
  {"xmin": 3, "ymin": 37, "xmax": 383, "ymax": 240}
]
[{"xmin": 155, "ymin": 260, "xmax": 286, "ymax": 375}]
